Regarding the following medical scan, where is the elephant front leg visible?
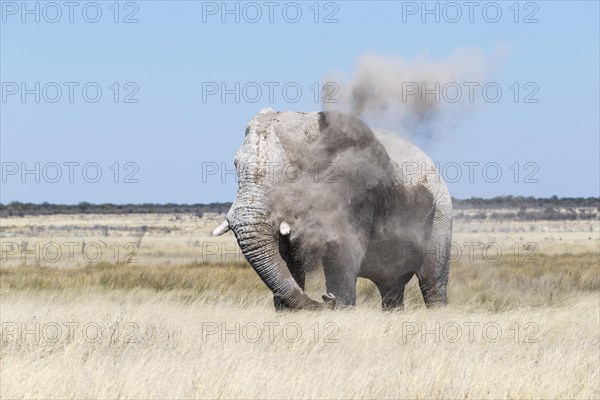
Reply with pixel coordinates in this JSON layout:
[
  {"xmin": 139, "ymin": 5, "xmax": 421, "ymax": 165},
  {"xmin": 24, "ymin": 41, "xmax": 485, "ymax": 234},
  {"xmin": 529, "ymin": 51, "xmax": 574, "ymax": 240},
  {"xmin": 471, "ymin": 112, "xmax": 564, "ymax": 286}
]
[{"xmin": 322, "ymin": 242, "xmax": 360, "ymax": 307}]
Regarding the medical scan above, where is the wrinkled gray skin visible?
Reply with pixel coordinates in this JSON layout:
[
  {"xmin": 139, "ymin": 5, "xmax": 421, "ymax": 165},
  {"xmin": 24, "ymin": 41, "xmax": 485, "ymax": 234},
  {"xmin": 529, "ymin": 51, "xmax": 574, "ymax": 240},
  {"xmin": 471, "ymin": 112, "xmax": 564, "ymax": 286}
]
[{"xmin": 214, "ymin": 108, "xmax": 452, "ymax": 310}]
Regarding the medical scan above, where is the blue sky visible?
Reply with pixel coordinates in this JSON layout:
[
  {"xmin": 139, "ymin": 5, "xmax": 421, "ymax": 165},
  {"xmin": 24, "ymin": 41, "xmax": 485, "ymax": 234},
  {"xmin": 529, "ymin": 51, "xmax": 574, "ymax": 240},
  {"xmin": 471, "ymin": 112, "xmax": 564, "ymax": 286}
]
[{"xmin": 1, "ymin": 0, "xmax": 599, "ymax": 204}]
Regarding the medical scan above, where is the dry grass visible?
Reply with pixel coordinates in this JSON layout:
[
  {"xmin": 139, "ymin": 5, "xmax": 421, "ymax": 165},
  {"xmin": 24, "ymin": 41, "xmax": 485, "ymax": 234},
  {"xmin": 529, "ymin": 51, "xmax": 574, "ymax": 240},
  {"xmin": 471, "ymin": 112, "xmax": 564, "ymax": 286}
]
[
  {"xmin": 2, "ymin": 292, "xmax": 598, "ymax": 399},
  {"xmin": 1, "ymin": 214, "xmax": 599, "ymax": 399},
  {"xmin": 1, "ymin": 253, "xmax": 598, "ymax": 311}
]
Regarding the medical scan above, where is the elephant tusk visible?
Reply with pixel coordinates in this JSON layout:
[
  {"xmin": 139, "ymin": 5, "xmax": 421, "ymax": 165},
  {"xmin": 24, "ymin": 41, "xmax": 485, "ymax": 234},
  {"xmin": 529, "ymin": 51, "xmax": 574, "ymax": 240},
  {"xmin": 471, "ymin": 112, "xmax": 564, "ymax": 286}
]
[
  {"xmin": 212, "ymin": 220, "xmax": 230, "ymax": 236},
  {"xmin": 279, "ymin": 221, "xmax": 291, "ymax": 236}
]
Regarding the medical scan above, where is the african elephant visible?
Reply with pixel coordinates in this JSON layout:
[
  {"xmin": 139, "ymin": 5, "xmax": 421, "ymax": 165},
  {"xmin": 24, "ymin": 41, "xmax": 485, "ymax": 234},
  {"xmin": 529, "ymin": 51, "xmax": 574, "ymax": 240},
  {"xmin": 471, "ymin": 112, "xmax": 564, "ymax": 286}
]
[{"xmin": 213, "ymin": 108, "xmax": 452, "ymax": 310}]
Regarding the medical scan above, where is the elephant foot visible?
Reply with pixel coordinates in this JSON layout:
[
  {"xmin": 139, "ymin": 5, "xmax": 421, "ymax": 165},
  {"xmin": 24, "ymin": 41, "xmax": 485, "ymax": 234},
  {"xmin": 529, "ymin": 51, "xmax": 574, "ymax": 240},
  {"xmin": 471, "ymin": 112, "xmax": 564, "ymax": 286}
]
[
  {"xmin": 425, "ymin": 300, "xmax": 447, "ymax": 308},
  {"xmin": 322, "ymin": 293, "xmax": 338, "ymax": 309}
]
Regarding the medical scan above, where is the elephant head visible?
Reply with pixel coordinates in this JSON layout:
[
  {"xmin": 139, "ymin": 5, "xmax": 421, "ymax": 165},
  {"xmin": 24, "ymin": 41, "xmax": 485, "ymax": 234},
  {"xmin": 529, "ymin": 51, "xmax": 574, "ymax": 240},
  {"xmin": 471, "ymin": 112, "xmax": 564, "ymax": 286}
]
[
  {"xmin": 213, "ymin": 108, "xmax": 394, "ymax": 310},
  {"xmin": 212, "ymin": 109, "xmax": 327, "ymax": 309}
]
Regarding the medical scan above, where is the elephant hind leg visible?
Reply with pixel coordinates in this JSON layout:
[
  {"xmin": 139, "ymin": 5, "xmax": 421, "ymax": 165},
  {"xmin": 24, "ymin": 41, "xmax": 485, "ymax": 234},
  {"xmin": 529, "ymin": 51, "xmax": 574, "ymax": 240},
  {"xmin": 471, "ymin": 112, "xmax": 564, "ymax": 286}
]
[
  {"xmin": 416, "ymin": 235, "xmax": 451, "ymax": 307},
  {"xmin": 377, "ymin": 285, "xmax": 405, "ymax": 311},
  {"xmin": 416, "ymin": 275, "xmax": 447, "ymax": 307},
  {"xmin": 375, "ymin": 272, "xmax": 414, "ymax": 311},
  {"xmin": 414, "ymin": 203, "xmax": 452, "ymax": 307}
]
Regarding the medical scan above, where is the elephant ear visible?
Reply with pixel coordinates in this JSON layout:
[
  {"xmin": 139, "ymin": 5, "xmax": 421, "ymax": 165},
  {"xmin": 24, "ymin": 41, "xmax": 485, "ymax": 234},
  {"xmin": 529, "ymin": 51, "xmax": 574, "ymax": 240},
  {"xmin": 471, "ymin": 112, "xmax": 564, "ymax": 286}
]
[
  {"xmin": 317, "ymin": 111, "xmax": 384, "ymax": 154},
  {"xmin": 271, "ymin": 112, "xmax": 320, "ymax": 168},
  {"xmin": 316, "ymin": 111, "xmax": 395, "ymax": 192}
]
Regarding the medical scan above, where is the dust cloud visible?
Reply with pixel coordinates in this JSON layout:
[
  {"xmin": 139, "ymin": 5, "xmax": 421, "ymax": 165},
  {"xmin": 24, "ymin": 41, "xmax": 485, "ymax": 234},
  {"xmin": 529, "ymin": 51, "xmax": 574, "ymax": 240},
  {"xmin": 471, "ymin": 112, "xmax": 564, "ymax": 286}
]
[{"xmin": 322, "ymin": 48, "xmax": 502, "ymax": 144}]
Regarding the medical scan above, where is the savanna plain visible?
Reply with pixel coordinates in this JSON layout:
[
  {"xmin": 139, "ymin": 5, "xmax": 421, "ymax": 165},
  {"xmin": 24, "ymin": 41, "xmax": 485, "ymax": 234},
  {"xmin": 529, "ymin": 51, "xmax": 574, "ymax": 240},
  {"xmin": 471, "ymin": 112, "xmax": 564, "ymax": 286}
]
[{"xmin": 1, "ymin": 208, "xmax": 599, "ymax": 399}]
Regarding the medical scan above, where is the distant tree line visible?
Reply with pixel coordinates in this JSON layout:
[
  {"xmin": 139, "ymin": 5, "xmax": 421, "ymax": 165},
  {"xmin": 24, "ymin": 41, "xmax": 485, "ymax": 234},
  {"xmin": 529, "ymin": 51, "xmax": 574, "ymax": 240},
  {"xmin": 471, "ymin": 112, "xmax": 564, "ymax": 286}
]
[
  {"xmin": 0, "ymin": 196, "xmax": 598, "ymax": 220},
  {"xmin": 0, "ymin": 201, "xmax": 231, "ymax": 217},
  {"xmin": 451, "ymin": 195, "xmax": 599, "ymax": 209}
]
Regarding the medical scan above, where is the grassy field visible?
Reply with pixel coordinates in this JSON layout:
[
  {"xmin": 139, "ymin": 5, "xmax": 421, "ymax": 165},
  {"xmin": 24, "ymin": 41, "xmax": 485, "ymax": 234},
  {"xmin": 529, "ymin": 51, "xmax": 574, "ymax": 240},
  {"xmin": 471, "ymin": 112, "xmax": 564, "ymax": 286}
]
[{"xmin": 1, "ymin": 213, "xmax": 599, "ymax": 399}]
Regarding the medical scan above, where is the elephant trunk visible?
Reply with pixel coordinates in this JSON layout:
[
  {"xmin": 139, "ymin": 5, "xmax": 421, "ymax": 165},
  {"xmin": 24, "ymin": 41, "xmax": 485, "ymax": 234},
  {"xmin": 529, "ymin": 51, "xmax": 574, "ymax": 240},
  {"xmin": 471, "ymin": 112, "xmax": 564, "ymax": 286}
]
[{"xmin": 228, "ymin": 192, "xmax": 323, "ymax": 310}]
